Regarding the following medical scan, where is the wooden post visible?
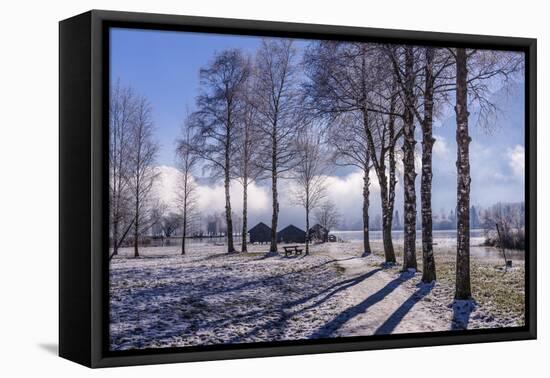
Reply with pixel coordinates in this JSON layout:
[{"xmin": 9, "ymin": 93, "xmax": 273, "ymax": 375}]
[{"xmin": 495, "ymin": 223, "xmax": 509, "ymax": 270}]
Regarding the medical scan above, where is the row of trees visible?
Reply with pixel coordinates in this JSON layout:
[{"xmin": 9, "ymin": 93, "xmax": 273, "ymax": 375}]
[
  {"xmin": 110, "ymin": 38, "xmax": 522, "ymax": 300},
  {"xmin": 303, "ymin": 41, "xmax": 521, "ymax": 298},
  {"xmin": 185, "ymin": 42, "xmax": 332, "ymax": 256},
  {"xmin": 188, "ymin": 40, "xmax": 521, "ymax": 299},
  {"xmin": 109, "ymin": 82, "xmax": 160, "ymax": 259}
]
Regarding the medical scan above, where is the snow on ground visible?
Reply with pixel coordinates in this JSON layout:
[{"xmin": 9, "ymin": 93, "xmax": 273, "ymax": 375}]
[{"xmin": 110, "ymin": 241, "xmax": 524, "ymax": 351}]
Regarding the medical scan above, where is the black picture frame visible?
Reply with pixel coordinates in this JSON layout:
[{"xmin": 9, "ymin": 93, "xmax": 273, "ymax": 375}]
[{"xmin": 59, "ymin": 9, "xmax": 537, "ymax": 368}]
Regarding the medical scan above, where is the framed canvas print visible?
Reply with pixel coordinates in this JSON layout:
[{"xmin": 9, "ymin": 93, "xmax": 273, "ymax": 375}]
[{"xmin": 59, "ymin": 10, "xmax": 536, "ymax": 368}]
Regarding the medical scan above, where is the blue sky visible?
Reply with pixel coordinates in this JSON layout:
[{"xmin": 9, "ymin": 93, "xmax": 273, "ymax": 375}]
[
  {"xmin": 111, "ymin": 28, "xmax": 268, "ymax": 166},
  {"xmin": 110, "ymin": 28, "xmax": 525, "ymax": 228},
  {"xmin": 430, "ymin": 82, "xmax": 525, "ymax": 212}
]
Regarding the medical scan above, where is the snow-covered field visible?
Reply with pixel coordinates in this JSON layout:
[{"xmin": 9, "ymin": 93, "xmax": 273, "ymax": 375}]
[{"xmin": 109, "ymin": 241, "xmax": 525, "ymax": 351}]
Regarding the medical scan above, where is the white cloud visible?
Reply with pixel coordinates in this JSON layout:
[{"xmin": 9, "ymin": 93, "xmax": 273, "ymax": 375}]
[
  {"xmin": 324, "ymin": 170, "xmax": 379, "ymax": 208},
  {"xmin": 153, "ymin": 165, "xmax": 182, "ymax": 210},
  {"xmin": 152, "ymin": 165, "xmax": 269, "ymax": 215},
  {"xmin": 279, "ymin": 170, "xmax": 378, "ymax": 208},
  {"xmin": 433, "ymin": 134, "xmax": 450, "ymax": 158},
  {"xmin": 153, "ymin": 165, "xmax": 383, "ymax": 228},
  {"xmin": 508, "ymin": 145, "xmax": 525, "ymax": 179}
]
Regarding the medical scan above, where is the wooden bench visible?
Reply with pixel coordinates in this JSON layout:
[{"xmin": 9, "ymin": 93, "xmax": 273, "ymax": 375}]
[{"xmin": 283, "ymin": 245, "xmax": 304, "ymax": 257}]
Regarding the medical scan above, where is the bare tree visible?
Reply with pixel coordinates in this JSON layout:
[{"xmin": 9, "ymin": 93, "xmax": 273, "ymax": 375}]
[
  {"xmin": 290, "ymin": 127, "xmax": 327, "ymax": 255},
  {"xmin": 397, "ymin": 47, "xmax": 455, "ymax": 281},
  {"xmin": 253, "ymin": 39, "xmax": 303, "ymax": 255},
  {"xmin": 161, "ymin": 212, "xmax": 181, "ymax": 238},
  {"xmin": 128, "ymin": 95, "xmax": 159, "ymax": 258},
  {"xmin": 446, "ymin": 48, "xmax": 524, "ymax": 298},
  {"xmin": 481, "ymin": 202, "xmax": 525, "ymax": 250},
  {"xmin": 233, "ymin": 81, "xmax": 265, "ymax": 252},
  {"xmin": 418, "ymin": 48, "xmax": 437, "ymax": 282},
  {"xmin": 193, "ymin": 49, "xmax": 250, "ymax": 254},
  {"xmin": 391, "ymin": 45, "xmax": 419, "ymax": 271},
  {"xmin": 454, "ymin": 47, "xmax": 471, "ymax": 298},
  {"xmin": 176, "ymin": 113, "xmax": 200, "ymax": 255},
  {"xmin": 415, "ymin": 48, "xmax": 456, "ymax": 281},
  {"xmin": 390, "ymin": 47, "xmax": 453, "ymax": 281},
  {"xmin": 149, "ymin": 201, "xmax": 167, "ymax": 239},
  {"xmin": 326, "ymin": 113, "xmax": 374, "ymax": 256},
  {"xmin": 304, "ymin": 41, "xmax": 399, "ymax": 262},
  {"xmin": 109, "ymin": 81, "xmax": 135, "ymax": 257},
  {"xmin": 314, "ymin": 200, "xmax": 341, "ymax": 241},
  {"xmin": 364, "ymin": 79, "xmax": 402, "ymax": 263},
  {"xmin": 147, "ymin": 199, "xmax": 166, "ymax": 239}
]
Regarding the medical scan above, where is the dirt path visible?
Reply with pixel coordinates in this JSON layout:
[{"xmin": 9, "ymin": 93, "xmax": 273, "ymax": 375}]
[{"xmin": 317, "ymin": 244, "xmax": 450, "ymax": 336}]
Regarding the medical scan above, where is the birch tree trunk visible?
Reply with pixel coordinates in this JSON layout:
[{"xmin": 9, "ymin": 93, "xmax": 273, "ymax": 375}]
[
  {"xmin": 387, "ymin": 121, "xmax": 398, "ymax": 263},
  {"xmin": 362, "ymin": 162, "xmax": 372, "ymax": 256},
  {"xmin": 181, "ymin": 170, "xmax": 188, "ymax": 256},
  {"xmin": 112, "ymin": 220, "xmax": 119, "ymax": 256},
  {"xmin": 402, "ymin": 46, "xmax": 417, "ymax": 271},
  {"xmin": 455, "ymin": 48, "xmax": 471, "ymax": 299},
  {"xmin": 381, "ymin": 190, "xmax": 396, "ymax": 263},
  {"xmin": 242, "ymin": 178, "xmax": 248, "ymax": 252},
  {"xmin": 269, "ymin": 130, "xmax": 279, "ymax": 254},
  {"xmin": 382, "ymin": 97, "xmax": 398, "ymax": 264},
  {"xmin": 305, "ymin": 201, "xmax": 310, "ymax": 255},
  {"xmin": 225, "ymin": 142, "xmax": 235, "ymax": 253},
  {"xmin": 176, "ymin": 114, "xmax": 198, "ymax": 256},
  {"xmin": 134, "ymin": 206, "xmax": 139, "ymax": 258},
  {"xmin": 133, "ymin": 133, "xmax": 142, "ymax": 259},
  {"xmin": 181, "ymin": 211, "xmax": 187, "ymax": 255},
  {"xmin": 421, "ymin": 47, "xmax": 437, "ymax": 283},
  {"xmin": 377, "ymin": 154, "xmax": 396, "ymax": 263}
]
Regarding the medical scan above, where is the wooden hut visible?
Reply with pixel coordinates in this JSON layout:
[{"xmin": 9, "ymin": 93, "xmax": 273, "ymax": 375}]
[
  {"xmin": 277, "ymin": 225, "xmax": 306, "ymax": 244},
  {"xmin": 248, "ymin": 222, "xmax": 272, "ymax": 244},
  {"xmin": 309, "ymin": 224, "xmax": 329, "ymax": 242}
]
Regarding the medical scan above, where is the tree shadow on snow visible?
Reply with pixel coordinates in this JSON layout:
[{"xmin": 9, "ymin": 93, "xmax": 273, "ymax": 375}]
[
  {"xmin": 286, "ymin": 268, "xmax": 383, "ymax": 309},
  {"xmin": 223, "ymin": 268, "xmax": 384, "ymax": 344},
  {"xmin": 374, "ymin": 282, "xmax": 435, "ymax": 335},
  {"xmin": 451, "ymin": 299, "xmax": 476, "ymax": 330},
  {"xmin": 211, "ymin": 258, "xmax": 353, "ymax": 297},
  {"xmin": 111, "ymin": 254, "xmax": 388, "ymax": 348},
  {"xmin": 310, "ymin": 271, "xmax": 416, "ymax": 338}
]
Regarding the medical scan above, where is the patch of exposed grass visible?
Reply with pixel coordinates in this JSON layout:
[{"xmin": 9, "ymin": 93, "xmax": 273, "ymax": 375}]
[
  {"xmin": 369, "ymin": 242, "xmax": 525, "ymax": 326},
  {"xmin": 470, "ymin": 264, "xmax": 525, "ymax": 323}
]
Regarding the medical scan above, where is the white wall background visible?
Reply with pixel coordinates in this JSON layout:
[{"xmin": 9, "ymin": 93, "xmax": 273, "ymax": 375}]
[{"xmin": 0, "ymin": 0, "xmax": 546, "ymax": 376}]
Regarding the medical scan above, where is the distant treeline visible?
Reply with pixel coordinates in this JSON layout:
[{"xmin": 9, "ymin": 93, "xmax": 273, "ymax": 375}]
[{"xmin": 340, "ymin": 202, "xmax": 524, "ymax": 233}]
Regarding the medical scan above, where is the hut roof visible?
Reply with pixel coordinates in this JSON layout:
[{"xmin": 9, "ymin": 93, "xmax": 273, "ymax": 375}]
[
  {"xmin": 248, "ymin": 221, "xmax": 272, "ymax": 233},
  {"xmin": 277, "ymin": 225, "xmax": 307, "ymax": 243},
  {"xmin": 278, "ymin": 224, "xmax": 306, "ymax": 235}
]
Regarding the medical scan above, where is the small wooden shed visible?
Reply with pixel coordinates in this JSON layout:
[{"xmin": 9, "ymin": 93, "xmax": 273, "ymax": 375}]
[
  {"xmin": 248, "ymin": 222, "xmax": 272, "ymax": 244},
  {"xmin": 277, "ymin": 225, "xmax": 306, "ymax": 244}
]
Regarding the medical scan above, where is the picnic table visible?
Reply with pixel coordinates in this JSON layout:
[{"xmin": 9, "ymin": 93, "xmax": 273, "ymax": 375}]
[{"xmin": 283, "ymin": 245, "xmax": 304, "ymax": 257}]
